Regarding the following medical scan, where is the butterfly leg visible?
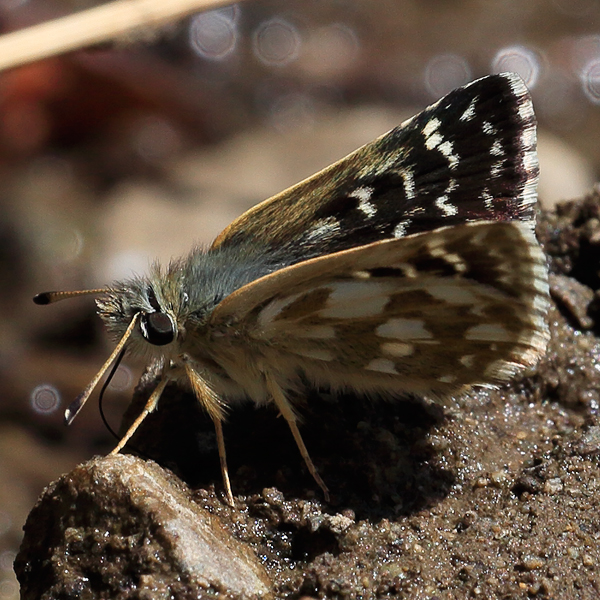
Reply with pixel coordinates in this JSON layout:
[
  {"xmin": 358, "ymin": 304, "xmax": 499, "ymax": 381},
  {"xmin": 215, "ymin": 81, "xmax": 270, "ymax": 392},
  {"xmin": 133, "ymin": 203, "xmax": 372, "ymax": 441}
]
[
  {"xmin": 263, "ymin": 372, "xmax": 330, "ymax": 502},
  {"xmin": 212, "ymin": 416, "xmax": 234, "ymax": 506},
  {"xmin": 110, "ymin": 377, "xmax": 169, "ymax": 454},
  {"xmin": 183, "ymin": 362, "xmax": 234, "ymax": 505}
]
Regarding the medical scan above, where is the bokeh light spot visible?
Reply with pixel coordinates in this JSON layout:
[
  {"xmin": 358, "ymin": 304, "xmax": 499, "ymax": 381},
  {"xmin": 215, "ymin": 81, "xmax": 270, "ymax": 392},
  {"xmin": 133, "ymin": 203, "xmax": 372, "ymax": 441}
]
[
  {"xmin": 0, "ymin": 551, "xmax": 15, "ymax": 573},
  {"xmin": 491, "ymin": 45, "xmax": 541, "ymax": 87},
  {"xmin": 30, "ymin": 384, "xmax": 61, "ymax": 414},
  {"xmin": 581, "ymin": 59, "xmax": 600, "ymax": 104},
  {"xmin": 40, "ymin": 227, "xmax": 84, "ymax": 265},
  {"xmin": 0, "ymin": 579, "xmax": 18, "ymax": 599},
  {"xmin": 189, "ymin": 10, "xmax": 238, "ymax": 60},
  {"xmin": 253, "ymin": 18, "xmax": 301, "ymax": 67},
  {"xmin": 424, "ymin": 54, "xmax": 471, "ymax": 98},
  {"xmin": 107, "ymin": 365, "xmax": 134, "ymax": 393}
]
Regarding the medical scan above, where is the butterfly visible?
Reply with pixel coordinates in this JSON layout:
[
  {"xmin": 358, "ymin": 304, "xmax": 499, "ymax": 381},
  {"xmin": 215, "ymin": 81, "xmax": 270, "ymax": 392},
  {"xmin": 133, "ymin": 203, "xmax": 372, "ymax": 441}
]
[{"xmin": 35, "ymin": 72, "xmax": 550, "ymax": 504}]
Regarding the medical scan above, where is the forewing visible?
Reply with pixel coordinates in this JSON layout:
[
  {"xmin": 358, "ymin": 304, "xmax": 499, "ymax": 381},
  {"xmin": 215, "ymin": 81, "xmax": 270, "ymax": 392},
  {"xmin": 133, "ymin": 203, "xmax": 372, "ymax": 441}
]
[
  {"xmin": 210, "ymin": 221, "xmax": 549, "ymax": 399},
  {"xmin": 211, "ymin": 73, "xmax": 537, "ymax": 262}
]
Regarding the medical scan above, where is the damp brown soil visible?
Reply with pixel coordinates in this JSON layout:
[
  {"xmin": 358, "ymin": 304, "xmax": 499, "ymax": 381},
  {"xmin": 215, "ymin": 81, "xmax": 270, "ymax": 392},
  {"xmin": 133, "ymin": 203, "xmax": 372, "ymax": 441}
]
[{"xmin": 15, "ymin": 193, "xmax": 600, "ymax": 599}]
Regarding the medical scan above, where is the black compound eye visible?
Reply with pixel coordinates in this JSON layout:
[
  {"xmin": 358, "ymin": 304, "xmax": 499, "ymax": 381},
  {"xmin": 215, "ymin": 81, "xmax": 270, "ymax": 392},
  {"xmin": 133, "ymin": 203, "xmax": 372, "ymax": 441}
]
[{"xmin": 140, "ymin": 311, "xmax": 175, "ymax": 346}]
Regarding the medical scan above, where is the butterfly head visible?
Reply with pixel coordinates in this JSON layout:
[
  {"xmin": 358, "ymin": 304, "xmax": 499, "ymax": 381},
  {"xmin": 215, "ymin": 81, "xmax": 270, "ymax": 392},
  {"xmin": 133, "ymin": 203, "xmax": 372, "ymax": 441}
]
[
  {"xmin": 33, "ymin": 264, "xmax": 199, "ymax": 425},
  {"xmin": 96, "ymin": 271, "xmax": 187, "ymax": 360}
]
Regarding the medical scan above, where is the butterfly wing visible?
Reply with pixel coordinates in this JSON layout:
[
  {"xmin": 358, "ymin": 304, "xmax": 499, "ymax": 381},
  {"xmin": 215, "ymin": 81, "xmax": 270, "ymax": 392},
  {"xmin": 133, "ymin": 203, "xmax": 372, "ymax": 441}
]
[
  {"xmin": 211, "ymin": 73, "xmax": 537, "ymax": 263},
  {"xmin": 208, "ymin": 220, "xmax": 549, "ymax": 400}
]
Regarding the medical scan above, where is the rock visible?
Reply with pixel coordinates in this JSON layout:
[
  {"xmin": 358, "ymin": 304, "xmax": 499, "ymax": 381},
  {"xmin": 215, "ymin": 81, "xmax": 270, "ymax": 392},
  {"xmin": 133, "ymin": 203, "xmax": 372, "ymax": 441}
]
[
  {"xmin": 14, "ymin": 454, "xmax": 273, "ymax": 599},
  {"xmin": 549, "ymin": 273, "xmax": 595, "ymax": 330}
]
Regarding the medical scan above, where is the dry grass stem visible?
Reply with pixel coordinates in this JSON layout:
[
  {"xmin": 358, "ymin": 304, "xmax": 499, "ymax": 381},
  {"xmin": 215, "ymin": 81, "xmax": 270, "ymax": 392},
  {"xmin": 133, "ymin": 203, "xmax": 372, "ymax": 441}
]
[{"xmin": 0, "ymin": 0, "xmax": 242, "ymax": 72}]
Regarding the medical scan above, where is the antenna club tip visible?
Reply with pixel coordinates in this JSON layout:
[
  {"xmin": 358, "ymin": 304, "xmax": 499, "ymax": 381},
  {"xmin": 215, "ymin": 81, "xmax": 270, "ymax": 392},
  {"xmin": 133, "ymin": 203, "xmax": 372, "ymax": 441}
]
[
  {"xmin": 65, "ymin": 392, "xmax": 86, "ymax": 425},
  {"xmin": 33, "ymin": 292, "xmax": 52, "ymax": 305}
]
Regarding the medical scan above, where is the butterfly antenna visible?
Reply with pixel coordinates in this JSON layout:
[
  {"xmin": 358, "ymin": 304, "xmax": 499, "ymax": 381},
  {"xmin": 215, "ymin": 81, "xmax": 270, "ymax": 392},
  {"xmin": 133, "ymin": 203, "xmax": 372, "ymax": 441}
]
[
  {"xmin": 33, "ymin": 289, "xmax": 109, "ymax": 305},
  {"xmin": 64, "ymin": 313, "xmax": 140, "ymax": 426}
]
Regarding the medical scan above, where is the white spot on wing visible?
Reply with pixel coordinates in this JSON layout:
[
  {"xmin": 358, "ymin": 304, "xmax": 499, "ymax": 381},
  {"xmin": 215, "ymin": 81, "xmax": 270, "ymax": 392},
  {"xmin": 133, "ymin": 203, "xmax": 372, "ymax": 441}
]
[
  {"xmin": 506, "ymin": 71, "xmax": 528, "ymax": 97},
  {"xmin": 305, "ymin": 217, "xmax": 341, "ymax": 241},
  {"xmin": 381, "ymin": 342, "xmax": 414, "ymax": 357},
  {"xmin": 393, "ymin": 220, "xmax": 411, "ymax": 238},
  {"xmin": 428, "ymin": 247, "xmax": 447, "ymax": 258},
  {"xmin": 319, "ymin": 281, "xmax": 390, "ymax": 318},
  {"xmin": 460, "ymin": 98, "xmax": 477, "ymax": 122},
  {"xmin": 533, "ymin": 277, "xmax": 549, "ymax": 295},
  {"xmin": 425, "ymin": 132, "xmax": 444, "ymax": 151},
  {"xmin": 365, "ymin": 358, "xmax": 398, "ymax": 374},
  {"xmin": 519, "ymin": 98, "xmax": 534, "ymax": 122},
  {"xmin": 490, "ymin": 161, "xmax": 503, "ymax": 177},
  {"xmin": 437, "ymin": 140, "xmax": 459, "ymax": 168},
  {"xmin": 391, "ymin": 262, "xmax": 418, "ymax": 278},
  {"xmin": 349, "ymin": 186, "xmax": 373, "ymax": 202},
  {"xmin": 350, "ymin": 186, "xmax": 377, "ymax": 218},
  {"xmin": 427, "ymin": 249, "xmax": 466, "ymax": 272},
  {"xmin": 532, "ymin": 294, "xmax": 549, "ymax": 314},
  {"xmin": 521, "ymin": 146, "xmax": 538, "ymax": 208},
  {"xmin": 424, "ymin": 124, "xmax": 459, "ymax": 168},
  {"xmin": 358, "ymin": 199, "xmax": 377, "ymax": 217},
  {"xmin": 258, "ymin": 288, "xmax": 331, "ymax": 329},
  {"xmin": 258, "ymin": 296, "xmax": 297, "ymax": 328},
  {"xmin": 435, "ymin": 195, "xmax": 458, "ymax": 216},
  {"xmin": 465, "ymin": 323, "xmax": 512, "ymax": 342},
  {"xmin": 402, "ymin": 169, "xmax": 415, "ymax": 200},
  {"xmin": 507, "ymin": 72, "xmax": 534, "ymax": 123},
  {"xmin": 422, "ymin": 117, "xmax": 441, "ymax": 138},
  {"xmin": 521, "ymin": 125, "xmax": 536, "ymax": 151},
  {"xmin": 424, "ymin": 282, "xmax": 477, "ymax": 304},
  {"xmin": 481, "ymin": 189, "xmax": 494, "ymax": 211},
  {"xmin": 482, "ymin": 121, "xmax": 496, "ymax": 135},
  {"xmin": 490, "ymin": 140, "xmax": 503, "ymax": 156},
  {"xmin": 376, "ymin": 318, "xmax": 433, "ymax": 340},
  {"xmin": 352, "ymin": 270, "xmax": 371, "ymax": 280}
]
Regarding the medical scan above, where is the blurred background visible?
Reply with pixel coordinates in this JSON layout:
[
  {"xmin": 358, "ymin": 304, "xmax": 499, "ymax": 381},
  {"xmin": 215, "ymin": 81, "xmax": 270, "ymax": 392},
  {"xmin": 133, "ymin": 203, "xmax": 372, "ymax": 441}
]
[{"xmin": 1, "ymin": 0, "xmax": 600, "ymax": 596}]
